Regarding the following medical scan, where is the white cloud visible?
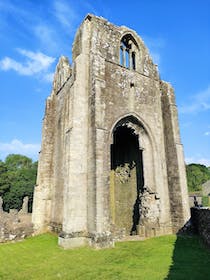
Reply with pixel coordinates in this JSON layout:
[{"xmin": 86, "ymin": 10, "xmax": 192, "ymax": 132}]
[
  {"xmin": 204, "ymin": 131, "xmax": 210, "ymax": 136},
  {"xmin": 0, "ymin": 48, "xmax": 55, "ymax": 79},
  {"xmin": 185, "ymin": 157, "xmax": 210, "ymax": 167},
  {"xmin": 53, "ymin": 0, "xmax": 78, "ymax": 31},
  {"xmin": 43, "ymin": 72, "xmax": 54, "ymax": 83},
  {"xmin": 34, "ymin": 24, "xmax": 58, "ymax": 53},
  {"xmin": 0, "ymin": 139, "xmax": 40, "ymax": 161},
  {"xmin": 180, "ymin": 85, "xmax": 210, "ymax": 114}
]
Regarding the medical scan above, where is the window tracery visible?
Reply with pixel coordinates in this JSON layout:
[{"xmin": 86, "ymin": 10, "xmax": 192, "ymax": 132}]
[{"xmin": 120, "ymin": 34, "xmax": 138, "ymax": 70}]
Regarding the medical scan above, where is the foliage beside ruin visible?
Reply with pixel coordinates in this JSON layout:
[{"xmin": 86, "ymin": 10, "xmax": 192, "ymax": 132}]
[
  {"xmin": 0, "ymin": 234, "xmax": 209, "ymax": 280},
  {"xmin": 0, "ymin": 153, "xmax": 210, "ymax": 212},
  {"xmin": 0, "ymin": 154, "xmax": 37, "ymax": 212},
  {"xmin": 186, "ymin": 163, "xmax": 210, "ymax": 192},
  {"xmin": 202, "ymin": 196, "xmax": 210, "ymax": 207}
]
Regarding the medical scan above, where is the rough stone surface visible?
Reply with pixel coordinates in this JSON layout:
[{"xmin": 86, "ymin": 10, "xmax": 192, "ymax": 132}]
[
  {"xmin": 202, "ymin": 180, "xmax": 210, "ymax": 196},
  {"xmin": 0, "ymin": 196, "xmax": 33, "ymax": 243},
  {"xmin": 58, "ymin": 236, "xmax": 90, "ymax": 249},
  {"xmin": 0, "ymin": 197, "xmax": 3, "ymax": 212},
  {"xmin": 191, "ymin": 207, "xmax": 210, "ymax": 248},
  {"xmin": 32, "ymin": 14, "xmax": 190, "ymax": 248}
]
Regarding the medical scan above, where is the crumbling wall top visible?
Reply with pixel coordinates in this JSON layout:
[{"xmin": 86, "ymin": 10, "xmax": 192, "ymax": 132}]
[
  {"xmin": 72, "ymin": 14, "xmax": 158, "ymax": 79},
  {"xmin": 52, "ymin": 56, "xmax": 72, "ymax": 95}
]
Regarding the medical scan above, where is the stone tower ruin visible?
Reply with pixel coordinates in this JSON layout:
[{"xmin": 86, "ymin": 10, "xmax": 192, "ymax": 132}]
[{"xmin": 32, "ymin": 14, "xmax": 190, "ymax": 248}]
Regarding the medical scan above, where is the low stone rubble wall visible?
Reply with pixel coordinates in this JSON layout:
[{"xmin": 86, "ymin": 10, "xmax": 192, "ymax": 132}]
[
  {"xmin": 0, "ymin": 197, "xmax": 33, "ymax": 243},
  {"xmin": 191, "ymin": 207, "xmax": 210, "ymax": 248}
]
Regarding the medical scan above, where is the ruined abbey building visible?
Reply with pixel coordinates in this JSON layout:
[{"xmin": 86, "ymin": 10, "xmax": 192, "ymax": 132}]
[{"xmin": 32, "ymin": 14, "xmax": 190, "ymax": 248}]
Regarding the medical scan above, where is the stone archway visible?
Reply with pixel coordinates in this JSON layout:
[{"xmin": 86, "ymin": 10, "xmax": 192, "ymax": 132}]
[{"xmin": 110, "ymin": 116, "xmax": 145, "ymax": 235}]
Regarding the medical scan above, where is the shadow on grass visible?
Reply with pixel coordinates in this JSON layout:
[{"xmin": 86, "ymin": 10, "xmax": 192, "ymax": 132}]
[{"xmin": 165, "ymin": 235, "xmax": 210, "ymax": 280}]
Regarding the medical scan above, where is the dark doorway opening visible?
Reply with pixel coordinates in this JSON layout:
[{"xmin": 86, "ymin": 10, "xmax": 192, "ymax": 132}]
[{"xmin": 111, "ymin": 125, "xmax": 144, "ymax": 235}]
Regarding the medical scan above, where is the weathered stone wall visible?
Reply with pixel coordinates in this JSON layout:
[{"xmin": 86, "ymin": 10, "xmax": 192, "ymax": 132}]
[
  {"xmin": 88, "ymin": 15, "xmax": 173, "ymax": 236},
  {"xmin": 161, "ymin": 81, "xmax": 190, "ymax": 232},
  {"xmin": 113, "ymin": 166, "xmax": 137, "ymax": 235},
  {"xmin": 32, "ymin": 14, "xmax": 190, "ymax": 248},
  {"xmin": 0, "ymin": 197, "xmax": 33, "ymax": 242},
  {"xmin": 191, "ymin": 207, "xmax": 210, "ymax": 248},
  {"xmin": 202, "ymin": 180, "xmax": 210, "ymax": 196}
]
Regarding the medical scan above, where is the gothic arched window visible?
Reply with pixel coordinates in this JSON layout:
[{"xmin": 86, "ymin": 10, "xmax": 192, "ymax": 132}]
[{"xmin": 120, "ymin": 34, "xmax": 138, "ymax": 70}]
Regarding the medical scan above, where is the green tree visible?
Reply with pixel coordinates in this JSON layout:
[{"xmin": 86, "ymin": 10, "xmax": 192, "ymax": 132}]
[
  {"xmin": 0, "ymin": 161, "xmax": 10, "ymax": 196},
  {"xmin": 0, "ymin": 154, "xmax": 37, "ymax": 212},
  {"xmin": 5, "ymin": 154, "xmax": 33, "ymax": 170},
  {"xmin": 186, "ymin": 163, "xmax": 210, "ymax": 192}
]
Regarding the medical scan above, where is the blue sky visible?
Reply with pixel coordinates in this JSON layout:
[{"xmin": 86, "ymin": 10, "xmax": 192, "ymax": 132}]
[{"xmin": 0, "ymin": 0, "xmax": 209, "ymax": 166}]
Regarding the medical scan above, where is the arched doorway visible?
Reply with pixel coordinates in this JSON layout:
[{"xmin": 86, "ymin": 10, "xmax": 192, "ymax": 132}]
[{"xmin": 110, "ymin": 119, "xmax": 144, "ymax": 235}]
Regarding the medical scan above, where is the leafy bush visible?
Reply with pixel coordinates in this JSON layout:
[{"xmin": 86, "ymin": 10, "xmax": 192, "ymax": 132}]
[
  {"xmin": 0, "ymin": 154, "xmax": 37, "ymax": 212},
  {"xmin": 202, "ymin": 196, "xmax": 210, "ymax": 207},
  {"xmin": 186, "ymin": 163, "xmax": 210, "ymax": 192}
]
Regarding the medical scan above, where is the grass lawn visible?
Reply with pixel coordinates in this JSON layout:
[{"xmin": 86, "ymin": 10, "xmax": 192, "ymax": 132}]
[{"xmin": 0, "ymin": 233, "xmax": 209, "ymax": 280}]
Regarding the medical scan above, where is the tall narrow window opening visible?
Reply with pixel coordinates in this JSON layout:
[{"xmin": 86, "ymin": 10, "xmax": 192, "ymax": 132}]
[
  {"xmin": 132, "ymin": 52, "xmax": 136, "ymax": 70},
  {"xmin": 120, "ymin": 35, "xmax": 138, "ymax": 70}
]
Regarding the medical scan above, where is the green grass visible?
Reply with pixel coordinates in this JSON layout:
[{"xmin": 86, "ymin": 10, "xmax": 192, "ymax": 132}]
[{"xmin": 0, "ymin": 234, "xmax": 209, "ymax": 280}]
